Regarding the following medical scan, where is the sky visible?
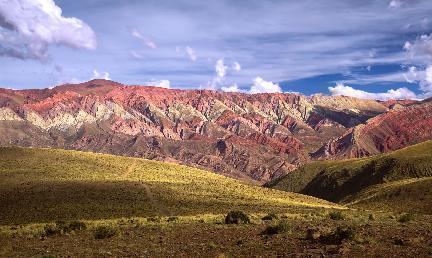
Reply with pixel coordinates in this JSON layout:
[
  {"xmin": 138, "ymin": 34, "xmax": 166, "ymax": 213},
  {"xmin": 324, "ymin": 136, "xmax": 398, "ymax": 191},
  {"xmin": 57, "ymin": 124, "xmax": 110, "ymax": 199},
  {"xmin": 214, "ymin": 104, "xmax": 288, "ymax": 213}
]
[{"xmin": 1, "ymin": 0, "xmax": 432, "ymax": 100}]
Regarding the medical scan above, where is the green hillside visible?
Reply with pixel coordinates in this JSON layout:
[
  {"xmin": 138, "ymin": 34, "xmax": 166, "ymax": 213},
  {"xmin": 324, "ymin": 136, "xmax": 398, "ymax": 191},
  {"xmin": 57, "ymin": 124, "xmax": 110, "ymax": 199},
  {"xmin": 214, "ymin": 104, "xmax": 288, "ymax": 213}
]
[
  {"xmin": 343, "ymin": 177, "xmax": 432, "ymax": 214},
  {"xmin": 266, "ymin": 141, "xmax": 432, "ymax": 209},
  {"xmin": 0, "ymin": 147, "xmax": 338, "ymax": 225}
]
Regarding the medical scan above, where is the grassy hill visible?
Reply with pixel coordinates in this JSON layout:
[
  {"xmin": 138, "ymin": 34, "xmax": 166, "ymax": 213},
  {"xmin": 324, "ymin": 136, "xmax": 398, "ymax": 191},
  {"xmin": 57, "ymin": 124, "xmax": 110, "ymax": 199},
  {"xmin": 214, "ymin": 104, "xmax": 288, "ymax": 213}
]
[
  {"xmin": 266, "ymin": 141, "xmax": 432, "ymax": 212},
  {"xmin": 343, "ymin": 177, "xmax": 432, "ymax": 214},
  {"xmin": 0, "ymin": 147, "xmax": 338, "ymax": 225}
]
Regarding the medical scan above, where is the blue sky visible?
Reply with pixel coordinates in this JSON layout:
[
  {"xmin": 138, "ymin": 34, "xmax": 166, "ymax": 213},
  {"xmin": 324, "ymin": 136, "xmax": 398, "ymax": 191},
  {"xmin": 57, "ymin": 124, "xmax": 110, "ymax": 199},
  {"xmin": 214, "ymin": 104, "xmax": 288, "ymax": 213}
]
[{"xmin": 1, "ymin": 0, "xmax": 432, "ymax": 99}]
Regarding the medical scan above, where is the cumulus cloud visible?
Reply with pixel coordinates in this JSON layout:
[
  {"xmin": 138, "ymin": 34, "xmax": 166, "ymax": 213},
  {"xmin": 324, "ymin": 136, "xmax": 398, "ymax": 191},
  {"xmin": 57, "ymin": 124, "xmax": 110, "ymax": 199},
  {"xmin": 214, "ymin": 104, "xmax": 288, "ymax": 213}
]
[
  {"xmin": 207, "ymin": 59, "xmax": 243, "ymax": 90},
  {"xmin": 421, "ymin": 66, "xmax": 432, "ymax": 93},
  {"xmin": 131, "ymin": 29, "xmax": 157, "ymax": 49},
  {"xmin": 402, "ymin": 34, "xmax": 432, "ymax": 98},
  {"xmin": 0, "ymin": 0, "xmax": 96, "ymax": 61},
  {"xmin": 208, "ymin": 59, "xmax": 226, "ymax": 89},
  {"xmin": 329, "ymin": 83, "xmax": 417, "ymax": 100},
  {"xmin": 221, "ymin": 84, "xmax": 240, "ymax": 92},
  {"xmin": 404, "ymin": 34, "xmax": 432, "ymax": 61},
  {"xmin": 249, "ymin": 77, "xmax": 282, "ymax": 94},
  {"xmin": 403, "ymin": 65, "xmax": 432, "ymax": 96},
  {"xmin": 92, "ymin": 70, "xmax": 111, "ymax": 80},
  {"xmin": 215, "ymin": 59, "xmax": 228, "ymax": 79},
  {"xmin": 145, "ymin": 79, "xmax": 170, "ymax": 88}
]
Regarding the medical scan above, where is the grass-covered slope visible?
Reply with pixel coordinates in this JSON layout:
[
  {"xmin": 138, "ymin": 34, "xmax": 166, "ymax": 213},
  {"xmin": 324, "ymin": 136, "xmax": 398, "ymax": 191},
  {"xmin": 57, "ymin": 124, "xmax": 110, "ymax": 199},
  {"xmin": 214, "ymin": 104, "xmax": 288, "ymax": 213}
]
[
  {"xmin": 0, "ymin": 147, "xmax": 337, "ymax": 225},
  {"xmin": 266, "ymin": 141, "xmax": 432, "ymax": 205},
  {"xmin": 343, "ymin": 177, "xmax": 432, "ymax": 214}
]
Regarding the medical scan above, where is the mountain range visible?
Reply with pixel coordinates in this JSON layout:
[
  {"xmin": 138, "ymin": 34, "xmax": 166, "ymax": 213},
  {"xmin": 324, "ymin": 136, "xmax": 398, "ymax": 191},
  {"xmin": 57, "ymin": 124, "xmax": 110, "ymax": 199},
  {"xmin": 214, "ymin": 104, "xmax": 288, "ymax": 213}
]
[{"xmin": 0, "ymin": 79, "xmax": 430, "ymax": 183}]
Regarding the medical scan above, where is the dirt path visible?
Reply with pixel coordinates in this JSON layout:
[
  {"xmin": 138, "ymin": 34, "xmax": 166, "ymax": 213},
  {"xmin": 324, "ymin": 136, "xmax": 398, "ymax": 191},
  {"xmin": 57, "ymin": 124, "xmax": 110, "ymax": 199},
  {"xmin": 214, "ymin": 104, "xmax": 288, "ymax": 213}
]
[
  {"xmin": 124, "ymin": 161, "xmax": 171, "ymax": 216},
  {"xmin": 141, "ymin": 182, "xmax": 171, "ymax": 216},
  {"xmin": 123, "ymin": 161, "xmax": 137, "ymax": 178}
]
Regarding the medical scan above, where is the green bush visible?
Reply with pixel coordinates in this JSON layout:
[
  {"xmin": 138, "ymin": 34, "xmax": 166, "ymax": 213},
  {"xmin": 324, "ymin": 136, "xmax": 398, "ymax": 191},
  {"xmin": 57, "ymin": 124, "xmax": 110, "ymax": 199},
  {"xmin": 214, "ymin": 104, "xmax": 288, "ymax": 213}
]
[
  {"xmin": 224, "ymin": 211, "xmax": 250, "ymax": 224},
  {"xmin": 320, "ymin": 226, "xmax": 356, "ymax": 244},
  {"xmin": 398, "ymin": 213, "xmax": 414, "ymax": 223},
  {"xmin": 94, "ymin": 225, "xmax": 117, "ymax": 239},
  {"xmin": 329, "ymin": 211, "xmax": 345, "ymax": 220},
  {"xmin": 262, "ymin": 221, "xmax": 289, "ymax": 235},
  {"xmin": 261, "ymin": 213, "xmax": 278, "ymax": 221}
]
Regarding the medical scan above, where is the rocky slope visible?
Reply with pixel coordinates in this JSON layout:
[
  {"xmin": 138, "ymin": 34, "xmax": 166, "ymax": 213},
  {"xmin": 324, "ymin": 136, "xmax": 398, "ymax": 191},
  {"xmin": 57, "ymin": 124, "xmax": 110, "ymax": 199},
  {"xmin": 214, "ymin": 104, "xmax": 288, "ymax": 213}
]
[
  {"xmin": 313, "ymin": 100, "xmax": 432, "ymax": 159},
  {"xmin": 0, "ymin": 79, "xmax": 421, "ymax": 183}
]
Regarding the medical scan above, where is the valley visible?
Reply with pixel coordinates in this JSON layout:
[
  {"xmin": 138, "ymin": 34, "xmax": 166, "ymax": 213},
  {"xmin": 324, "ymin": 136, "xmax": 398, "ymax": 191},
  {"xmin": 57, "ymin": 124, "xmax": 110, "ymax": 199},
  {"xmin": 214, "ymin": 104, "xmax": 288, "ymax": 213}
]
[{"xmin": 1, "ymin": 146, "xmax": 432, "ymax": 257}]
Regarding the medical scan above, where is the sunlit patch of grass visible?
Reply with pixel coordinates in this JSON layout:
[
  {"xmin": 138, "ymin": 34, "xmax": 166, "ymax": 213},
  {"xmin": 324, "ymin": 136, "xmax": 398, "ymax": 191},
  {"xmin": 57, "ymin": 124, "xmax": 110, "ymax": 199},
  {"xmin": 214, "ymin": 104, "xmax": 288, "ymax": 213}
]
[{"xmin": 0, "ymin": 147, "xmax": 342, "ymax": 225}]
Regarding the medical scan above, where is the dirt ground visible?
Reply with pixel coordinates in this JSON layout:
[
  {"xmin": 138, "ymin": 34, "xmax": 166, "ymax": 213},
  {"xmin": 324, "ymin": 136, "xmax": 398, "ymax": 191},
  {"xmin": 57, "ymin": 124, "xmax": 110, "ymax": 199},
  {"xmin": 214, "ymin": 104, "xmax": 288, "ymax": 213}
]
[{"xmin": 1, "ymin": 216, "xmax": 431, "ymax": 257}]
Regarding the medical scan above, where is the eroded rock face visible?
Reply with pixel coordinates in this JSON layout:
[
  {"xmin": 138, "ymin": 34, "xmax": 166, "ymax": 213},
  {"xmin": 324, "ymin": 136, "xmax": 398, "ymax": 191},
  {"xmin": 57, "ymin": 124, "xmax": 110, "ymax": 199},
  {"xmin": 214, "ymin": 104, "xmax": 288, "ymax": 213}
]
[
  {"xmin": 313, "ymin": 101, "xmax": 432, "ymax": 159},
  {"xmin": 0, "ymin": 79, "xmax": 421, "ymax": 183}
]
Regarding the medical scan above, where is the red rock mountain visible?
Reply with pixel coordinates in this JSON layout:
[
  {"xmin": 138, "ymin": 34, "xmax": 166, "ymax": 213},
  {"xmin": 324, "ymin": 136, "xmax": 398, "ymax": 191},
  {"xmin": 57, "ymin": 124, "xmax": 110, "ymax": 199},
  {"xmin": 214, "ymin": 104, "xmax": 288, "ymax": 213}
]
[
  {"xmin": 0, "ymin": 79, "xmax": 427, "ymax": 183},
  {"xmin": 313, "ymin": 98, "xmax": 432, "ymax": 159}
]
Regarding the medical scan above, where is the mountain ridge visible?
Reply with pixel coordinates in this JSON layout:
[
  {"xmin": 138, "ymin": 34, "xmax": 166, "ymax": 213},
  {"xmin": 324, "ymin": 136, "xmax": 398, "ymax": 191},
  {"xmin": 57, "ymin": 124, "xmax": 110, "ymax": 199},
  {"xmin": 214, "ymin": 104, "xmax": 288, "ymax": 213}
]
[{"xmin": 0, "ymin": 79, "xmax": 427, "ymax": 183}]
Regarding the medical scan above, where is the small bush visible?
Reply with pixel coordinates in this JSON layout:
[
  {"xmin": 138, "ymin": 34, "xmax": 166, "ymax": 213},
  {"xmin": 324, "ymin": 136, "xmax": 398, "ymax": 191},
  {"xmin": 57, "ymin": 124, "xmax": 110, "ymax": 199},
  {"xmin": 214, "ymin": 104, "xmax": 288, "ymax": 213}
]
[
  {"xmin": 43, "ymin": 224, "xmax": 61, "ymax": 236},
  {"xmin": 262, "ymin": 213, "xmax": 278, "ymax": 221},
  {"xmin": 147, "ymin": 217, "xmax": 161, "ymax": 223},
  {"xmin": 94, "ymin": 225, "xmax": 117, "ymax": 239},
  {"xmin": 262, "ymin": 221, "xmax": 289, "ymax": 235},
  {"xmin": 167, "ymin": 217, "xmax": 178, "ymax": 222},
  {"xmin": 56, "ymin": 220, "xmax": 87, "ymax": 233},
  {"xmin": 225, "ymin": 211, "xmax": 250, "ymax": 224},
  {"xmin": 306, "ymin": 228, "xmax": 323, "ymax": 241},
  {"xmin": 394, "ymin": 238, "xmax": 405, "ymax": 245},
  {"xmin": 329, "ymin": 211, "xmax": 345, "ymax": 221},
  {"xmin": 320, "ymin": 226, "xmax": 356, "ymax": 244},
  {"xmin": 368, "ymin": 214, "xmax": 375, "ymax": 221},
  {"xmin": 398, "ymin": 213, "xmax": 414, "ymax": 223},
  {"xmin": 43, "ymin": 220, "xmax": 87, "ymax": 236},
  {"xmin": 67, "ymin": 220, "xmax": 87, "ymax": 231}
]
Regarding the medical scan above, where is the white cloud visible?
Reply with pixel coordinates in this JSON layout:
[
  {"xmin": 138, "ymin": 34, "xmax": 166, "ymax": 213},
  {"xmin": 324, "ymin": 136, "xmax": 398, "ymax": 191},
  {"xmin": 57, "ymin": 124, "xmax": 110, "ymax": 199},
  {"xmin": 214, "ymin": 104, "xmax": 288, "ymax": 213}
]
[
  {"xmin": 249, "ymin": 77, "xmax": 282, "ymax": 94},
  {"xmin": 176, "ymin": 46, "xmax": 197, "ymax": 62},
  {"xmin": 208, "ymin": 59, "xmax": 232, "ymax": 90},
  {"xmin": 421, "ymin": 66, "xmax": 432, "ymax": 93},
  {"xmin": 232, "ymin": 61, "xmax": 241, "ymax": 72},
  {"xmin": 185, "ymin": 46, "xmax": 197, "ymax": 61},
  {"xmin": 131, "ymin": 29, "xmax": 157, "ymax": 49},
  {"xmin": 0, "ymin": 0, "xmax": 96, "ymax": 61},
  {"xmin": 329, "ymin": 83, "xmax": 417, "ymax": 100},
  {"xmin": 221, "ymin": 84, "xmax": 240, "ymax": 92},
  {"xmin": 215, "ymin": 59, "xmax": 228, "ymax": 79},
  {"xmin": 403, "ymin": 66, "xmax": 419, "ymax": 83},
  {"xmin": 341, "ymin": 71, "xmax": 408, "ymax": 85},
  {"xmin": 130, "ymin": 50, "xmax": 145, "ymax": 60},
  {"xmin": 207, "ymin": 59, "xmax": 243, "ymax": 90},
  {"xmin": 145, "ymin": 79, "xmax": 170, "ymax": 88},
  {"xmin": 388, "ymin": 0, "xmax": 403, "ymax": 9},
  {"xmin": 404, "ymin": 34, "xmax": 432, "ymax": 61},
  {"xmin": 92, "ymin": 70, "xmax": 111, "ymax": 80},
  {"xmin": 402, "ymin": 65, "xmax": 432, "ymax": 96}
]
